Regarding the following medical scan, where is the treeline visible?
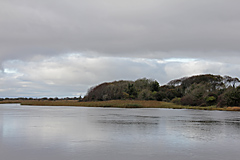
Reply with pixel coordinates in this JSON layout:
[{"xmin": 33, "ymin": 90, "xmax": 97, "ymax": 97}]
[{"xmin": 83, "ymin": 74, "xmax": 240, "ymax": 107}]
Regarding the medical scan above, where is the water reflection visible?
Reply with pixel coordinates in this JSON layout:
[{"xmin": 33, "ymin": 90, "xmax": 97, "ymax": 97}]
[{"xmin": 1, "ymin": 104, "xmax": 240, "ymax": 160}]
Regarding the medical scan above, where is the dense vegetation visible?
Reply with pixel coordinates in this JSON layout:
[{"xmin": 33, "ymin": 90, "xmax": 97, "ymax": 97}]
[{"xmin": 83, "ymin": 74, "xmax": 240, "ymax": 107}]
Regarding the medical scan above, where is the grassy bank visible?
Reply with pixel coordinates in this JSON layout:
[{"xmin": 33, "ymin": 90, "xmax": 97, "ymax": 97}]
[
  {"xmin": 0, "ymin": 100, "xmax": 22, "ymax": 104},
  {"xmin": 1, "ymin": 99, "xmax": 240, "ymax": 111},
  {"xmin": 1, "ymin": 100, "xmax": 194, "ymax": 108}
]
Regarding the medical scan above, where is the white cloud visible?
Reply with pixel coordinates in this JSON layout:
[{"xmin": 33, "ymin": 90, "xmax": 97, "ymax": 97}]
[
  {"xmin": 0, "ymin": 54, "xmax": 165, "ymax": 97},
  {"xmin": 1, "ymin": 53, "xmax": 240, "ymax": 98},
  {"xmin": 164, "ymin": 60, "xmax": 240, "ymax": 81}
]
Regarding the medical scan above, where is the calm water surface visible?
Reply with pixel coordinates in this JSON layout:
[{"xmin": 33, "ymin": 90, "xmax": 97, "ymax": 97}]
[{"xmin": 1, "ymin": 103, "xmax": 240, "ymax": 160}]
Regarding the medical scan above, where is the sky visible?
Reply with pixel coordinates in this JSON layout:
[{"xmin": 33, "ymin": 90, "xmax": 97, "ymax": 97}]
[{"xmin": 1, "ymin": 0, "xmax": 240, "ymax": 98}]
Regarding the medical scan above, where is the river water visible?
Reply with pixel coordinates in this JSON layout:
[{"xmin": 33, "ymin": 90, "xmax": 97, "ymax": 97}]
[{"xmin": 0, "ymin": 103, "xmax": 240, "ymax": 160}]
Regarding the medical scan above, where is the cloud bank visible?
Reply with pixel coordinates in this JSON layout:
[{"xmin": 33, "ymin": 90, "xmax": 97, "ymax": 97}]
[
  {"xmin": 1, "ymin": 54, "xmax": 240, "ymax": 97},
  {"xmin": 0, "ymin": 0, "xmax": 240, "ymax": 97}
]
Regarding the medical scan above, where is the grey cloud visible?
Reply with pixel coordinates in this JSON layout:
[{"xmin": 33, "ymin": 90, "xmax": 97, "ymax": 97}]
[
  {"xmin": 1, "ymin": 0, "xmax": 240, "ymax": 97},
  {"xmin": 1, "ymin": 0, "xmax": 240, "ymax": 63}
]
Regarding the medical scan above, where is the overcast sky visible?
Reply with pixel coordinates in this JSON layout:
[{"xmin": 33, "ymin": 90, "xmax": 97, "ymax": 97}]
[{"xmin": 1, "ymin": 0, "xmax": 240, "ymax": 98}]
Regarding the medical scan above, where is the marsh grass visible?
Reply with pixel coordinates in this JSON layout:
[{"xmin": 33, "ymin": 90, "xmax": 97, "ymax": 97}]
[
  {"xmin": 0, "ymin": 100, "xmax": 21, "ymax": 104},
  {"xmin": 226, "ymin": 107, "xmax": 240, "ymax": 111},
  {"xmin": 14, "ymin": 100, "xmax": 218, "ymax": 110},
  {"xmin": 1, "ymin": 99, "xmax": 239, "ymax": 111}
]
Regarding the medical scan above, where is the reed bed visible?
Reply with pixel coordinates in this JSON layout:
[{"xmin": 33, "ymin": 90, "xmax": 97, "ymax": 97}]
[
  {"xmin": 1, "ymin": 100, "xmax": 239, "ymax": 111},
  {"xmin": 19, "ymin": 100, "xmax": 183, "ymax": 108},
  {"xmin": 0, "ymin": 100, "xmax": 22, "ymax": 104}
]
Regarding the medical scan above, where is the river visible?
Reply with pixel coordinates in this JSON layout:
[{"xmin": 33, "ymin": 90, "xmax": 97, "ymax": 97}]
[{"xmin": 0, "ymin": 103, "xmax": 240, "ymax": 160}]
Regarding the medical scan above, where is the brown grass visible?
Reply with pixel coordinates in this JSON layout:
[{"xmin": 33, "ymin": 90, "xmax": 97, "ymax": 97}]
[
  {"xmin": 226, "ymin": 107, "xmax": 240, "ymax": 111},
  {"xmin": 1, "ymin": 99, "xmax": 240, "ymax": 111},
  {"xmin": 0, "ymin": 100, "xmax": 21, "ymax": 104},
  {"xmin": 20, "ymin": 100, "xmax": 171, "ymax": 108}
]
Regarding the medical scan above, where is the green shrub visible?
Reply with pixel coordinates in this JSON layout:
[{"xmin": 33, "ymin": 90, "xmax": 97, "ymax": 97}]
[{"xmin": 171, "ymin": 97, "xmax": 181, "ymax": 105}]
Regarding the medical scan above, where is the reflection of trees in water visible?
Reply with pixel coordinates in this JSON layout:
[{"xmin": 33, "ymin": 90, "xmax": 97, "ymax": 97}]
[
  {"xmin": 98, "ymin": 119, "xmax": 159, "ymax": 125},
  {"xmin": 98, "ymin": 115, "xmax": 160, "ymax": 125},
  {"xmin": 167, "ymin": 118, "xmax": 222, "ymax": 141},
  {"xmin": 97, "ymin": 114, "xmax": 161, "ymax": 134},
  {"xmin": 225, "ymin": 118, "xmax": 240, "ymax": 129},
  {"xmin": 169, "ymin": 118, "xmax": 240, "ymax": 141}
]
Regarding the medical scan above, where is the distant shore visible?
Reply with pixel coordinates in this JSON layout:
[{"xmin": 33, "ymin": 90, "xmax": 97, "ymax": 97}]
[{"xmin": 1, "ymin": 99, "xmax": 240, "ymax": 111}]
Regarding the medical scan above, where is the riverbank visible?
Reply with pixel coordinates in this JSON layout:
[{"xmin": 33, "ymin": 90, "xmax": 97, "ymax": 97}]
[{"xmin": 1, "ymin": 99, "xmax": 240, "ymax": 111}]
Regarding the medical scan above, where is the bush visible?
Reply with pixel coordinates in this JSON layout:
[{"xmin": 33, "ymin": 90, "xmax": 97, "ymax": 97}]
[
  {"xmin": 217, "ymin": 87, "xmax": 240, "ymax": 107},
  {"xmin": 181, "ymin": 95, "xmax": 194, "ymax": 106},
  {"xmin": 206, "ymin": 96, "xmax": 217, "ymax": 105},
  {"xmin": 171, "ymin": 97, "xmax": 181, "ymax": 105},
  {"xmin": 138, "ymin": 89, "xmax": 153, "ymax": 100},
  {"xmin": 217, "ymin": 94, "xmax": 226, "ymax": 107},
  {"xmin": 155, "ymin": 91, "xmax": 166, "ymax": 101}
]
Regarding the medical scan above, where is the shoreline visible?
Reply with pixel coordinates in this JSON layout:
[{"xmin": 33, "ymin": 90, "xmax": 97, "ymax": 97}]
[{"xmin": 1, "ymin": 100, "xmax": 240, "ymax": 111}]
